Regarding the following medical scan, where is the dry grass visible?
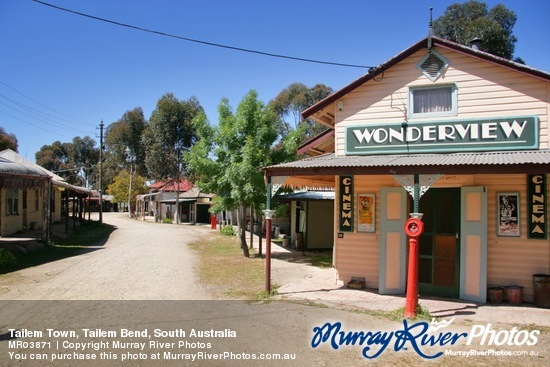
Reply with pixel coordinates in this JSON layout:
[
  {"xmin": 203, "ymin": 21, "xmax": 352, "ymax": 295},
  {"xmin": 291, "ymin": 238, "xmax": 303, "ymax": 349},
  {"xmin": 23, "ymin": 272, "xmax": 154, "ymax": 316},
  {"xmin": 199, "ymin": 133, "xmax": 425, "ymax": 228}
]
[{"xmin": 189, "ymin": 233, "xmax": 273, "ymax": 300}]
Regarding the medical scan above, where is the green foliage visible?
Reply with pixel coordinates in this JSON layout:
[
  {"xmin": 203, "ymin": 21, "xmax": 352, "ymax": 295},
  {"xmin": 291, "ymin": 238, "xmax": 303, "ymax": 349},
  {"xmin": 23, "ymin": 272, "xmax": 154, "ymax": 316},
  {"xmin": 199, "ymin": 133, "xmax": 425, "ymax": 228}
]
[
  {"xmin": 186, "ymin": 91, "xmax": 279, "ymax": 214},
  {"xmin": 0, "ymin": 127, "xmax": 18, "ymax": 152},
  {"xmin": 143, "ymin": 93, "xmax": 203, "ymax": 181},
  {"xmin": 35, "ymin": 140, "xmax": 70, "ymax": 173},
  {"xmin": 106, "ymin": 169, "xmax": 148, "ymax": 205},
  {"xmin": 433, "ymin": 0, "xmax": 518, "ymax": 59},
  {"xmin": 35, "ymin": 136, "xmax": 99, "ymax": 188},
  {"xmin": 220, "ymin": 225, "xmax": 236, "ymax": 236},
  {"xmin": 304, "ymin": 251, "xmax": 333, "ymax": 268},
  {"xmin": 269, "ymin": 82, "xmax": 333, "ymax": 138},
  {"xmin": 104, "ymin": 107, "xmax": 149, "ymax": 177},
  {"xmin": 0, "ymin": 248, "xmax": 16, "ymax": 268},
  {"xmin": 388, "ymin": 304, "xmax": 432, "ymax": 322},
  {"xmin": 161, "ymin": 218, "xmax": 172, "ymax": 224}
]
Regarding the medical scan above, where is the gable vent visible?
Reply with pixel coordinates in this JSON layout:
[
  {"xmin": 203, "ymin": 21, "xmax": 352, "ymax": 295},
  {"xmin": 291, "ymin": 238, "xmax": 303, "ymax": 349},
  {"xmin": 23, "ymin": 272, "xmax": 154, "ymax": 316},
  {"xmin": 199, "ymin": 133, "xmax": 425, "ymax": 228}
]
[{"xmin": 416, "ymin": 50, "xmax": 450, "ymax": 81}]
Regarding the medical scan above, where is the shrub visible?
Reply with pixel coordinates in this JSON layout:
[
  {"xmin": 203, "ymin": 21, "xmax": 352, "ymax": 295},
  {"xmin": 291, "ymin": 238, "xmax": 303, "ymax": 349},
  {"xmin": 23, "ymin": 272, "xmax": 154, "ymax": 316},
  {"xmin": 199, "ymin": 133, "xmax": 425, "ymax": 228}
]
[
  {"xmin": 220, "ymin": 225, "xmax": 236, "ymax": 236},
  {"xmin": 0, "ymin": 248, "xmax": 17, "ymax": 268},
  {"xmin": 161, "ymin": 218, "xmax": 172, "ymax": 224}
]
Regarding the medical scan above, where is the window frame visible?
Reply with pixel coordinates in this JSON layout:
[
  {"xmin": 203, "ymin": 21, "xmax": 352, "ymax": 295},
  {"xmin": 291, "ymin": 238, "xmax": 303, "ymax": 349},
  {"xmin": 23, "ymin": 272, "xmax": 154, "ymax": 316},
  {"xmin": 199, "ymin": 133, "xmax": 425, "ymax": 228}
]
[
  {"xmin": 408, "ymin": 84, "xmax": 458, "ymax": 119},
  {"xmin": 6, "ymin": 188, "xmax": 19, "ymax": 216}
]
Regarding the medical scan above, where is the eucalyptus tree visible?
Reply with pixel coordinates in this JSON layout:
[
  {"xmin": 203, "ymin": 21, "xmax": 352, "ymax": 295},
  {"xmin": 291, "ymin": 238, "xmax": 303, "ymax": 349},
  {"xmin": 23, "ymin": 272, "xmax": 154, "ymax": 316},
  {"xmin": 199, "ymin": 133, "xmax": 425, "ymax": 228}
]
[
  {"xmin": 269, "ymin": 82, "xmax": 332, "ymax": 139},
  {"xmin": 36, "ymin": 141, "xmax": 70, "ymax": 176},
  {"xmin": 104, "ymin": 107, "xmax": 148, "ymax": 176},
  {"xmin": 36, "ymin": 137, "xmax": 99, "ymax": 188},
  {"xmin": 143, "ymin": 93, "xmax": 203, "ymax": 223},
  {"xmin": 0, "ymin": 127, "xmax": 18, "ymax": 152},
  {"xmin": 67, "ymin": 136, "xmax": 99, "ymax": 189}
]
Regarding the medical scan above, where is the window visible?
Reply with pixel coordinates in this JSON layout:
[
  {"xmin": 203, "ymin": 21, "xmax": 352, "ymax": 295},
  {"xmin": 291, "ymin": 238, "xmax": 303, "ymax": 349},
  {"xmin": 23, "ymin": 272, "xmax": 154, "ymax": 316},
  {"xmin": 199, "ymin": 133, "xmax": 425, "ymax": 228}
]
[
  {"xmin": 408, "ymin": 84, "xmax": 457, "ymax": 118},
  {"xmin": 35, "ymin": 189, "xmax": 39, "ymax": 211},
  {"xmin": 6, "ymin": 189, "xmax": 19, "ymax": 215}
]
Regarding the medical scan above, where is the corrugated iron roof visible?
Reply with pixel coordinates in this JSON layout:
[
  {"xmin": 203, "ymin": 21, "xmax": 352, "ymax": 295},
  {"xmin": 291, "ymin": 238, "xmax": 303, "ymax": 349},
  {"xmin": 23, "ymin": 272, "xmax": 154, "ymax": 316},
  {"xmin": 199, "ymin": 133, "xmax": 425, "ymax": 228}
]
[
  {"xmin": 265, "ymin": 149, "xmax": 550, "ymax": 175},
  {"xmin": 278, "ymin": 190, "xmax": 335, "ymax": 201},
  {"xmin": 52, "ymin": 180, "xmax": 91, "ymax": 194},
  {"xmin": 178, "ymin": 187, "xmax": 213, "ymax": 199},
  {"xmin": 0, "ymin": 157, "xmax": 50, "ymax": 177}
]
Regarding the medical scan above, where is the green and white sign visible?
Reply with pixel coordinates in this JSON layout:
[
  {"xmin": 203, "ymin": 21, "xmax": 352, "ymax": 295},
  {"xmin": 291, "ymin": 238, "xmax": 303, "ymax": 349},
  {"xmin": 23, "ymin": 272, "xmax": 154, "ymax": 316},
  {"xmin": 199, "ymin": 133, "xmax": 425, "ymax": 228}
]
[{"xmin": 345, "ymin": 116, "xmax": 538, "ymax": 155}]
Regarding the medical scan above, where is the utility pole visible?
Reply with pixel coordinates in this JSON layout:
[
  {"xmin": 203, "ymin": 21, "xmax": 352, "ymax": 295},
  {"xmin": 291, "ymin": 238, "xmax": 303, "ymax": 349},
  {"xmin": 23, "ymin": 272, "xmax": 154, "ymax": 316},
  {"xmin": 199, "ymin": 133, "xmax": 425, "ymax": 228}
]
[{"xmin": 98, "ymin": 120, "xmax": 104, "ymax": 223}]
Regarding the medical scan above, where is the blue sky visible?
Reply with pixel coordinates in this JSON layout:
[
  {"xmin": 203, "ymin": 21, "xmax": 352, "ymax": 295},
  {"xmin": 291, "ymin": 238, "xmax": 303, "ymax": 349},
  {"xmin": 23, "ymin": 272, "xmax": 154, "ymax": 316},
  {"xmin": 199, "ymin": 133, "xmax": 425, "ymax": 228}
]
[{"xmin": 1, "ymin": 0, "xmax": 549, "ymax": 161}]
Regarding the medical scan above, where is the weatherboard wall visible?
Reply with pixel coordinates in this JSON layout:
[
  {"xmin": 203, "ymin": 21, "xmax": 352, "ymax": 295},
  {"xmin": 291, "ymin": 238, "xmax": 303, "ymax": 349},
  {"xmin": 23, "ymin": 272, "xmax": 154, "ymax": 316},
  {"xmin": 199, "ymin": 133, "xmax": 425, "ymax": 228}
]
[
  {"xmin": 333, "ymin": 47, "xmax": 549, "ymax": 156},
  {"xmin": 333, "ymin": 174, "xmax": 549, "ymax": 302}
]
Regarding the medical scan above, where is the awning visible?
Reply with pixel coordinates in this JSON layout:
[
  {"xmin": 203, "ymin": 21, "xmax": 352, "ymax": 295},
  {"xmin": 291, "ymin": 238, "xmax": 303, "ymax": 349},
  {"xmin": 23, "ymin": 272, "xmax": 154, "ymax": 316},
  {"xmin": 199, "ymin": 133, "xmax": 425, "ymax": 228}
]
[
  {"xmin": 137, "ymin": 192, "xmax": 161, "ymax": 200},
  {"xmin": 53, "ymin": 180, "xmax": 91, "ymax": 195},
  {"xmin": 264, "ymin": 150, "xmax": 550, "ymax": 177},
  {"xmin": 278, "ymin": 190, "xmax": 335, "ymax": 201}
]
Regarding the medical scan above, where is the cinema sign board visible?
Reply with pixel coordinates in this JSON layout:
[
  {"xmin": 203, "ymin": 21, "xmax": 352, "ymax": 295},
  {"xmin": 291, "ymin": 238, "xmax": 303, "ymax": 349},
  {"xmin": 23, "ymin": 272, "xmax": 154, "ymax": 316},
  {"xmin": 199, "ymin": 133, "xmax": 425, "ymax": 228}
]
[{"xmin": 345, "ymin": 116, "xmax": 538, "ymax": 155}]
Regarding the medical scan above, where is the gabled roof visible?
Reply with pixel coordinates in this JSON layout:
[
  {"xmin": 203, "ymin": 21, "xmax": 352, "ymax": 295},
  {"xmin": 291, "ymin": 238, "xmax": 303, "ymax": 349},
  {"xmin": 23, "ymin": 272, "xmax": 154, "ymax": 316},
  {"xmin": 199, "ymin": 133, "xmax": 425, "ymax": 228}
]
[
  {"xmin": 149, "ymin": 177, "xmax": 194, "ymax": 192},
  {"xmin": 302, "ymin": 36, "xmax": 550, "ymax": 125},
  {"xmin": 0, "ymin": 156, "xmax": 50, "ymax": 178},
  {"xmin": 0, "ymin": 149, "xmax": 64, "ymax": 180},
  {"xmin": 297, "ymin": 129, "xmax": 335, "ymax": 157},
  {"xmin": 0, "ymin": 149, "xmax": 90, "ymax": 194}
]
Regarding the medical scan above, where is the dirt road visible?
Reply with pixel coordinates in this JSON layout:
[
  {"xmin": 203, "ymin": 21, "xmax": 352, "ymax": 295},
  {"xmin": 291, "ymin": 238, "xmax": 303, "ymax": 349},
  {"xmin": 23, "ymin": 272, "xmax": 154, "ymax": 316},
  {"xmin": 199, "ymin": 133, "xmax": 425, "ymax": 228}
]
[
  {"xmin": 0, "ymin": 213, "xmax": 214, "ymax": 300},
  {"xmin": 0, "ymin": 213, "xmax": 547, "ymax": 366}
]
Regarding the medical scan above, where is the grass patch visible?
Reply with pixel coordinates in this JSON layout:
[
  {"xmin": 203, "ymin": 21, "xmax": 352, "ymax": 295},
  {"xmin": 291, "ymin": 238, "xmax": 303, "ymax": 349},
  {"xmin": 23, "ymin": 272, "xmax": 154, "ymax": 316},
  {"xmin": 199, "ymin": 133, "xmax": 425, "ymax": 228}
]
[
  {"xmin": 189, "ymin": 234, "xmax": 273, "ymax": 300},
  {"xmin": 303, "ymin": 251, "xmax": 333, "ymax": 268},
  {"xmin": 386, "ymin": 304, "xmax": 433, "ymax": 322},
  {"xmin": 0, "ymin": 221, "xmax": 115, "ymax": 274}
]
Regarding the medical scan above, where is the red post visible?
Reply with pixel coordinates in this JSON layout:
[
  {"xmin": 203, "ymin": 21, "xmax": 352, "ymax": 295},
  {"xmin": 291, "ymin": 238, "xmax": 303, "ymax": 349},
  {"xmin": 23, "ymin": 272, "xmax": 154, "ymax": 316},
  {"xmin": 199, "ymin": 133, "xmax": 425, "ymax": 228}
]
[
  {"xmin": 405, "ymin": 236, "xmax": 419, "ymax": 318},
  {"xmin": 404, "ymin": 217, "xmax": 424, "ymax": 318},
  {"xmin": 211, "ymin": 214, "xmax": 216, "ymax": 230},
  {"xmin": 265, "ymin": 217, "xmax": 272, "ymax": 293}
]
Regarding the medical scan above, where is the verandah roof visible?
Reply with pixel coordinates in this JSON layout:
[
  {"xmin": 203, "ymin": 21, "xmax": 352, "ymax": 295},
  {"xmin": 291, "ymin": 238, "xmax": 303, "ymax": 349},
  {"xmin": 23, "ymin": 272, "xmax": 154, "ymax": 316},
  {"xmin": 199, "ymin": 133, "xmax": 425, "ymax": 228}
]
[{"xmin": 264, "ymin": 149, "xmax": 550, "ymax": 179}]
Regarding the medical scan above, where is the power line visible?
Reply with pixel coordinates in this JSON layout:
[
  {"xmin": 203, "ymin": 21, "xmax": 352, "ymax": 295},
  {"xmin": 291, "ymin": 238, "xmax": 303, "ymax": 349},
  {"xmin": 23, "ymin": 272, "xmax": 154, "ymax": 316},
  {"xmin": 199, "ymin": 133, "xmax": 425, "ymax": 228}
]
[
  {"xmin": 0, "ymin": 109, "xmax": 75, "ymax": 139},
  {"xmin": 33, "ymin": 0, "xmax": 373, "ymax": 70},
  {"xmin": 0, "ymin": 80, "xmax": 92, "ymax": 126},
  {"xmin": 0, "ymin": 94, "xmax": 93, "ymax": 134}
]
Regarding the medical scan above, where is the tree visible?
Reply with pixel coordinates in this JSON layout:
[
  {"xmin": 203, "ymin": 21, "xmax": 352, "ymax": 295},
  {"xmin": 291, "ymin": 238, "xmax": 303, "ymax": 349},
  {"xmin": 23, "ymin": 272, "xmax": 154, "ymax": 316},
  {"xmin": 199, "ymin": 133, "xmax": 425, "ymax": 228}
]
[
  {"xmin": 269, "ymin": 82, "xmax": 333, "ymax": 140},
  {"xmin": 107, "ymin": 169, "xmax": 148, "ymax": 210},
  {"xmin": 270, "ymin": 82, "xmax": 333, "ymax": 136},
  {"xmin": 105, "ymin": 107, "xmax": 148, "ymax": 177},
  {"xmin": 66, "ymin": 136, "xmax": 100, "ymax": 189},
  {"xmin": 433, "ymin": 1, "xmax": 518, "ymax": 60},
  {"xmin": 143, "ymin": 93, "xmax": 203, "ymax": 223},
  {"xmin": 0, "ymin": 127, "xmax": 18, "ymax": 152},
  {"xmin": 35, "ymin": 137, "xmax": 99, "ymax": 188},
  {"xmin": 36, "ymin": 141, "xmax": 72, "ymax": 177},
  {"xmin": 185, "ymin": 91, "xmax": 279, "ymax": 257}
]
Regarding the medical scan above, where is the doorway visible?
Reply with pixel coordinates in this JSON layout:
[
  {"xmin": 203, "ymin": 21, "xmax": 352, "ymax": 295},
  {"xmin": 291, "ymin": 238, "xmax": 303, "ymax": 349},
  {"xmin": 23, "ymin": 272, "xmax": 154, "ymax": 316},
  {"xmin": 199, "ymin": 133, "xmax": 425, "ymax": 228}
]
[{"xmin": 415, "ymin": 188, "xmax": 460, "ymax": 298}]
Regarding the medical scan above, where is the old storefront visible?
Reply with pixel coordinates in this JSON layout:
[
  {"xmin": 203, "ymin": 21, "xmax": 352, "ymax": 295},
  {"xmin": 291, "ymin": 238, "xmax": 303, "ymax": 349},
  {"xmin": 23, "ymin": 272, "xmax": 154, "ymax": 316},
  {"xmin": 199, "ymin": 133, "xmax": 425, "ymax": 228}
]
[{"xmin": 264, "ymin": 36, "xmax": 550, "ymax": 303}]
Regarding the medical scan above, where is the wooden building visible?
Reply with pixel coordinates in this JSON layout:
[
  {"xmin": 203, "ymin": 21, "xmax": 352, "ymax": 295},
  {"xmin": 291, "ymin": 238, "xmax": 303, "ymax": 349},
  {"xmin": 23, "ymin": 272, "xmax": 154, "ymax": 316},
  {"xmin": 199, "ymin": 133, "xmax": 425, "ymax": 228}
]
[
  {"xmin": 264, "ymin": 36, "xmax": 550, "ymax": 304},
  {"xmin": 0, "ymin": 149, "xmax": 91, "ymax": 240}
]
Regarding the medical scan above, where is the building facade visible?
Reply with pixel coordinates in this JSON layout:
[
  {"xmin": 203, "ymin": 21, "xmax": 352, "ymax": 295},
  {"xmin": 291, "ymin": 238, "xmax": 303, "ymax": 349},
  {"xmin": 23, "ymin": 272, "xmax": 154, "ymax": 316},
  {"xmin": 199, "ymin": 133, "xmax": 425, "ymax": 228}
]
[{"xmin": 265, "ymin": 37, "xmax": 550, "ymax": 304}]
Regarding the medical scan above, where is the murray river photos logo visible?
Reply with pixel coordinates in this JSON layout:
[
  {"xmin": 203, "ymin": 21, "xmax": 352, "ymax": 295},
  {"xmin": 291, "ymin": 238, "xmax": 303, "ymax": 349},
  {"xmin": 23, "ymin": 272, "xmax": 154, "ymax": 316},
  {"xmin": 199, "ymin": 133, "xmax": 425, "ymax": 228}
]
[{"xmin": 311, "ymin": 318, "xmax": 540, "ymax": 359}]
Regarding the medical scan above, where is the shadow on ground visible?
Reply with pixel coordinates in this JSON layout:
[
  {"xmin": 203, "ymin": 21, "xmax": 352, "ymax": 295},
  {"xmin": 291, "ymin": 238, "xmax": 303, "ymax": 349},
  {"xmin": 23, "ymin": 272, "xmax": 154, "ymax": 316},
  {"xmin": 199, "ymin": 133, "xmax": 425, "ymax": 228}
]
[{"xmin": 0, "ymin": 219, "xmax": 116, "ymax": 275}]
